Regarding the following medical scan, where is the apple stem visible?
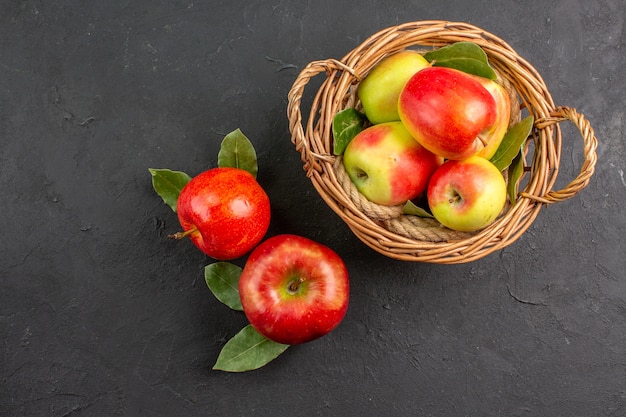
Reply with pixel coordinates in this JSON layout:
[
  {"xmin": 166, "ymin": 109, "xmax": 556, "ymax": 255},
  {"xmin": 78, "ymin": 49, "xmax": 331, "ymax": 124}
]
[
  {"xmin": 449, "ymin": 190, "xmax": 462, "ymax": 205},
  {"xmin": 168, "ymin": 226, "xmax": 198, "ymax": 240},
  {"xmin": 477, "ymin": 133, "xmax": 489, "ymax": 148},
  {"xmin": 287, "ymin": 277, "xmax": 304, "ymax": 294}
]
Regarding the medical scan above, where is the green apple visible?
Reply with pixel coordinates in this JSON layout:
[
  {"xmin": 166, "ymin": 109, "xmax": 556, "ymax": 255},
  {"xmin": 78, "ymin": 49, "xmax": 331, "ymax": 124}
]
[
  {"xmin": 427, "ymin": 156, "xmax": 506, "ymax": 232},
  {"xmin": 357, "ymin": 50, "xmax": 430, "ymax": 124},
  {"xmin": 342, "ymin": 121, "xmax": 442, "ymax": 206}
]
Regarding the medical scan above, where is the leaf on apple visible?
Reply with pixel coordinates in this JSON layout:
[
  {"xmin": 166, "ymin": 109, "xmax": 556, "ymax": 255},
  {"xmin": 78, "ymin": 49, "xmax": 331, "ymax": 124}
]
[
  {"xmin": 489, "ymin": 115, "xmax": 534, "ymax": 171},
  {"xmin": 332, "ymin": 108, "xmax": 368, "ymax": 155},
  {"xmin": 213, "ymin": 324, "xmax": 290, "ymax": 372},
  {"xmin": 218, "ymin": 128, "xmax": 259, "ymax": 178},
  {"xmin": 148, "ymin": 168, "xmax": 192, "ymax": 212},
  {"xmin": 507, "ymin": 151, "xmax": 525, "ymax": 205},
  {"xmin": 205, "ymin": 262, "xmax": 244, "ymax": 311},
  {"xmin": 402, "ymin": 200, "xmax": 435, "ymax": 218},
  {"xmin": 423, "ymin": 42, "xmax": 497, "ymax": 80}
]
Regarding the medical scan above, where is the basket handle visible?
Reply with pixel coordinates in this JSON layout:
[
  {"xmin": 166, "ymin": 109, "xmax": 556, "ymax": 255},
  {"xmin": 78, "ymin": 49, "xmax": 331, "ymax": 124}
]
[
  {"xmin": 287, "ymin": 59, "xmax": 358, "ymax": 174},
  {"xmin": 521, "ymin": 106, "xmax": 598, "ymax": 204}
]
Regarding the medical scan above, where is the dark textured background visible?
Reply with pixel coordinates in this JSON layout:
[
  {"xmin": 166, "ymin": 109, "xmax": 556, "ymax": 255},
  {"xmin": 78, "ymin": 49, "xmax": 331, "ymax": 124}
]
[{"xmin": 1, "ymin": 1, "xmax": 624, "ymax": 416}]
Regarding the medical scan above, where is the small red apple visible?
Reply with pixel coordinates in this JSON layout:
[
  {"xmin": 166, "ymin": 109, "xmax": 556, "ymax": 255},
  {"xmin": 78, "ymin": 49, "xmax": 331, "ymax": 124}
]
[
  {"xmin": 398, "ymin": 66, "xmax": 497, "ymax": 160},
  {"xmin": 238, "ymin": 234, "xmax": 350, "ymax": 345},
  {"xmin": 427, "ymin": 156, "xmax": 506, "ymax": 232},
  {"xmin": 173, "ymin": 167, "xmax": 271, "ymax": 260}
]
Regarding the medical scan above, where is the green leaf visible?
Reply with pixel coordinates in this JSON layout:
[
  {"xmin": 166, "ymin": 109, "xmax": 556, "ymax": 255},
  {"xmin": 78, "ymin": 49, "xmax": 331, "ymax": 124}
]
[
  {"xmin": 213, "ymin": 325, "xmax": 290, "ymax": 372},
  {"xmin": 489, "ymin": 115, "xmax": 535, "ymax": 171},
  {"xmin": 424, "ymin": 42, "xmax": 497, "ymax": 80},
  {"xmin": 402, "ymin": 200, "xmax": 434, "ymax": 218},
  {"xmin": 507, "ymin": 151, "xmax": 525, "ymax": 205},
  {"xmin": 204, "ymin": 262, "xmax": 243, "ymax": 311},
  {"xmin": 148, "ymin": 168, "xmax": 192, "ymax": 212},
  {"xmin": 218, "ymin": 128, "xmax": 258, "ymax": 178},
  {"xmin": 332, "ymin": 108, "xmax": 368, "ymax": 155}
]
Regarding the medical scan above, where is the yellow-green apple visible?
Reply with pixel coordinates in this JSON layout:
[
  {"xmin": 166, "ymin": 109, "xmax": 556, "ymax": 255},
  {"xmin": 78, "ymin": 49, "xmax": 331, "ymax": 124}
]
[
  {"xmin": 357, "ymin": 50, "xmax": 430, "ymax": 124},
  {"xmin": 172, "ymin": 167, "xmax": 271, "ymax": 260},
  {"xmin": 475, "ymin": 77, "xmax": 512, "ymax": 159},
  {"xmin": 342, "ymin": 121, "xmax": 443, "ymax": 206},
  {"xmin": 238, "ymin": 234, "xmax": 350, "ymax": 345},
  {"xmin": 427, "ymin": 156, "xmax": 506, "ymax": 232},
  {"xmin": 398, "ymin": 66, "xmax": 497, "ymax": 160}
]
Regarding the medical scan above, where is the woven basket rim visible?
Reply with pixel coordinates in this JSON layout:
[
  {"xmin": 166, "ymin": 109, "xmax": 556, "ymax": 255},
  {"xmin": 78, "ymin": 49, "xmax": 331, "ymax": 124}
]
[{"xmin": 287, "ymin": 20, "xmax": 598, "ymax": 263}]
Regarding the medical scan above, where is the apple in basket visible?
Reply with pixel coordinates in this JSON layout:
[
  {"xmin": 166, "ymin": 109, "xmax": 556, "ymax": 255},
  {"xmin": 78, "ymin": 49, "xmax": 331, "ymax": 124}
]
[
  {"xmin": 342, "ymin": 121, "xmax": 443, "ymax": 206},
  {"xmin": 398, "ymin": 66, "xmax": 499, "ymax": 160},
  {"xmin": 357, "ymin": 50, "xmax": 430, "ymax": 124},
  {"xmin": 239, "ymin": 234, "xmax": 350, "ymax": 345},
  {"xmin": 427, "ymin": 156, "xmax": 506, "ymax": 232},
  {"xmin": 475, "ymin": 76, "xmax": 512, "ymax": 159}
]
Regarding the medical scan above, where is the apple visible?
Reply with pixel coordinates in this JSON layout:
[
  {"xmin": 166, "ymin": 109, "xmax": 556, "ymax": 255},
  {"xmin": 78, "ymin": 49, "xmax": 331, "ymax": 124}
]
[
  {"xmin": 357, "ymin": 50, "xmax": 430, "ymax": 124},
  {"xmin": 172, "ymin": 167, "xmax": 271, "ymax": 260},
  {"xmin": 342, "ymin": 121, "xmax": 443, "ymax": 206},
  {"xmin": 474, "ymin": 76, "xmax": 512, "ymax": 159},
  {"xmin": 238, "ymin": 234, "xmax": 350, "ymax": 345},
  {"xmin": 427, "ymin": 156, "xmax": 506, "ymax": 232},
  {"xmin": 398, "ymin": 66, "xmax": 497, "ymax": 160}
]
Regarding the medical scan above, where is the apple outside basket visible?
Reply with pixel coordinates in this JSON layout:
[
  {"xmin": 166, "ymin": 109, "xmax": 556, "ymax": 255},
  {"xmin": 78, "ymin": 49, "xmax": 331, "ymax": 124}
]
[{"xmin": 287, "ymin": 21, "xmax": 598, "ymax": 264}]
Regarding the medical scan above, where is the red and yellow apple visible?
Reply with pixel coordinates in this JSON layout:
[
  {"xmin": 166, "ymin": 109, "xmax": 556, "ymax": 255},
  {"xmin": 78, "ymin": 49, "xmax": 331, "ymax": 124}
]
[
  {"xmin": 475, "ymin": 77, "xmax": 512, "ymax": 159},
  {"xmin": 342, "ymin": 121, "xmax": 443, "ymax": 206},
  {"xmin": 357, "ymin": 50, "xmax": 430, "ymax": 124},
  {"xmin": 427, "ymin": 156, "xmax": 506, "ymax": 232},
  {"xmin": 398, "ymin": 66, "xmax": 498, "ymax": 160},
  {"xmin": 173, "ymin": 167, "xmax": 271, "ymax": 260},
  {"xmin": 238, "ymin": 234, "xmax": 350, "ymax": 345}
]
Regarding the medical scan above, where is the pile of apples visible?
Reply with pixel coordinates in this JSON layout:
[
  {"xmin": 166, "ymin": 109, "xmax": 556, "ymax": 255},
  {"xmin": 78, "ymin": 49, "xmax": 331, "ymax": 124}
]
[{"xmin": 341, "ymin": 46, "xmax": 512, "ymax": 232}]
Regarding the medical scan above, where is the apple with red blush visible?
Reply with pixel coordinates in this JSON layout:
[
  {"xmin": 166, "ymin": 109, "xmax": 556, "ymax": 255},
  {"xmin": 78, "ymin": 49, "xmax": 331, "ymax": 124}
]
[
  {"xmin": 342, "ymin": 121, "xmax": 442, "ymax": 206},
  {"xmin": 398, "ymin": 66, "xmax": 499, "ymax": 160},
  {"xmin": 427, "ymin": 156, "xmax": 506, "ymax": 232},
  {"xmin": 238, "ymin": 234, "xmax": 350, "ymax": 345},
  {"xmin": 172, "ymin": 167, "xmax": 271, "ymax": 260}
]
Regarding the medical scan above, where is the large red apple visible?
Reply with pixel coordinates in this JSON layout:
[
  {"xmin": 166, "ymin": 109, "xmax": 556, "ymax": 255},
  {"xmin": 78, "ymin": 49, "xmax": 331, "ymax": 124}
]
[
  {"xmin": 238, "ymin": 234, "xmax": 350, "ymax": 345},
  {"xmin": 398, "ymin": 66, "xmax": 497, "ymax": 160},
  {"xmin": 173, "ymin": 167, "xmax": 271, "ymax": 260},
  {"xmin": 342, "ymin": 121, "xmax": 442, "ymax": 206},
  {"xmin": 427, "ymin": 156, "xmax": 506, "ymax": 232}
]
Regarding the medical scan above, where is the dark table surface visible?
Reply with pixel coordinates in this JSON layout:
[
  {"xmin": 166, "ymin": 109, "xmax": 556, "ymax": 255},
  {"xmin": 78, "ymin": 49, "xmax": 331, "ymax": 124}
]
[{"xmin": 2, "ymin": 1, "xmax": 624, "ymax": 416}]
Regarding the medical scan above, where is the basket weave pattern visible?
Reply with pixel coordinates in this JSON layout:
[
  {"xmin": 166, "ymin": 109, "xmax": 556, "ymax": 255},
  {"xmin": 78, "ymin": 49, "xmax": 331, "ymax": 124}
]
[{"xmin": 287, "ymin": 21, "xmax": 598, "ymax": 263}]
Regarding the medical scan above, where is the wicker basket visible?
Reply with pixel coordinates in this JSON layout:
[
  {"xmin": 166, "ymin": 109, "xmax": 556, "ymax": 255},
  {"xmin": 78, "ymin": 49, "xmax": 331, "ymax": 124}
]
[{"xmin": 287, "ymin": 21, "xmax": 598, "ymax": 264}]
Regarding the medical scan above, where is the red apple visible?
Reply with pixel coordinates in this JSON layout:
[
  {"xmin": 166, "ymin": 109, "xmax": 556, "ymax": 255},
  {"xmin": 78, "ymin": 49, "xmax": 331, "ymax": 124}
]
[
  {"xmin": 342, "ymin": 121, "xmax": 443, "ymax": 206},
  {"xmin": 238, "ymin": 234, "xmax": 350, "ymax": 345},
  {"xmin": 427, "ymin": 156, "xmax": 506, "ymax": 232},
  {"xmin": 173, "ymin": 167, "xmax": 271, "ymax": 260},
  {"xmin": 398, "ymin": 66, "xmax": 497, "ymax": 160},
  {"xmin": 357, "ymin": 50, "xmax": 430, "ymax": 124}
]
